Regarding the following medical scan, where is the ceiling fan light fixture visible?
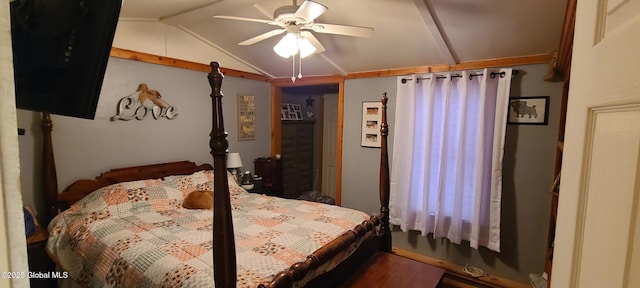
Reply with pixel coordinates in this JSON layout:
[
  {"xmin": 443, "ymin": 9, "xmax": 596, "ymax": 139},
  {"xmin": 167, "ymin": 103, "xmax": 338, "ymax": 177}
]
[
  {"xmin": 274, "ymin": 33, "xmax": 299, "ymax": 58},
  {"xmin": 273, "ymin": 32, "xmax": 317, "ymax": 58},
  {"xmin": 297, "ymin": 36, "xmax": 316, "ymax": 58}
]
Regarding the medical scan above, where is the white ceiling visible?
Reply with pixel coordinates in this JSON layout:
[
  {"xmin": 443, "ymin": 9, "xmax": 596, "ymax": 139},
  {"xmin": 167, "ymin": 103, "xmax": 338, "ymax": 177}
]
[{"xmin": 119, "ymin": 0, "xmax": 568, "ymax": 78}]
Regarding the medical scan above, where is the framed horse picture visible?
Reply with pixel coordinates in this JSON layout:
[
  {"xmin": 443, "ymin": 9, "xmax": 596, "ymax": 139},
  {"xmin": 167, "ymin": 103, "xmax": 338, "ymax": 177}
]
[{"xmin": 507, "ymin": 96, "xmax": 549, "ymax": 125}]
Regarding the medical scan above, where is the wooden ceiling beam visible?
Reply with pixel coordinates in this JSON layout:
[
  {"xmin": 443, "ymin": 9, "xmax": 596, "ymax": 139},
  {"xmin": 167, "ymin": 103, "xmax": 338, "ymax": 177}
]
[
  {"xmin": 160, "ymin": 0, "xmax": 254, "ymax": 25},
  {"xmin": 413, "ymin": 0, "xmax": 457, "ymax": 65}
]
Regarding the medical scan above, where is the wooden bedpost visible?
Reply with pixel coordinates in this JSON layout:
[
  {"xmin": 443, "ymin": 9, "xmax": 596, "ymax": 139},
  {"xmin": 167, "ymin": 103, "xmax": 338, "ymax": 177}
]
[
  {"xmin": 208, "ymin": 62, "xmax": 237, "ymax": 288},
  {"xmin": 379, "ymin": 93, "xmax": 391, "ymax": 252},
  {"xmin": 42, "ymin": 112, "xmax": 59, "ymax": 223}
]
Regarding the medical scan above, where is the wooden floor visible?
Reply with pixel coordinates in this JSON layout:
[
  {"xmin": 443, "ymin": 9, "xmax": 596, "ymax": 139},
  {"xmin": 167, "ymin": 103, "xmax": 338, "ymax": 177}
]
[{"xmin": 339, "ymin": 252, "xmax": 446, "ymax": 288}]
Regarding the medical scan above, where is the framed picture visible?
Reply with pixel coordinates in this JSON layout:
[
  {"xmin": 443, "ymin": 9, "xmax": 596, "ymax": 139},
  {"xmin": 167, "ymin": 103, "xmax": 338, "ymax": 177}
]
[
  {"xmin": 507, "ymin": 96, "xmax": 550, "ymax": 125},
  {"xmin": 281, "ymin": 103, "xmax": 303, "ymax": 120},
  {"xmin": 237, "ymin": 95, "xmax": 255, "ymax": 140},
  {"xmin": 361, "ymin": 101, "xmax": 383, "ymax": 147}
]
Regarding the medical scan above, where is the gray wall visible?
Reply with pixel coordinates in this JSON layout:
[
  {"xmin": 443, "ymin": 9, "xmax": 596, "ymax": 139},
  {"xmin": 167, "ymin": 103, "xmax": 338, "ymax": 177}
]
[
  {"xmin": 17, "ymin": 57, "xmax": 271, "ymax": 222},
  {"xmin": 17, "ymin": 58, "xmax": 561, "ymax": 283},
  {"xmin": 342, "ymin": 77, "xmax": 396, "ymax": 214},
  {"xmin": 341, "ymin": 64, "xmax": 562, "ymax": 283}
]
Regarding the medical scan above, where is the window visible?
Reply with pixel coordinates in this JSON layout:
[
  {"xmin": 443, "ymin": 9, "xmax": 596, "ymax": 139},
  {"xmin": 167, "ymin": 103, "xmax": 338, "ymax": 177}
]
[{"xmin": 389, "ymin": 69, "xmax": 513, "ymax": 252}]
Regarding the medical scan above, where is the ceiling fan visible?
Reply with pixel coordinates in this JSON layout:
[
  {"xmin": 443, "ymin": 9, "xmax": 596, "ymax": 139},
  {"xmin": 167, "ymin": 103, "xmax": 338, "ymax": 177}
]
[{"xmin": 213, "ymin": 0, "xmax": 374, "ymax": 57}]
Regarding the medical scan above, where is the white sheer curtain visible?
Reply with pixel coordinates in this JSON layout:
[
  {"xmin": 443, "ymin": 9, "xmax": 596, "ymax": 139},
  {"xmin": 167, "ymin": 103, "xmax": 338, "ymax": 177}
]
[{"xmin": 389, "ymin": 68, "xmax": 512, "ymax": 252}]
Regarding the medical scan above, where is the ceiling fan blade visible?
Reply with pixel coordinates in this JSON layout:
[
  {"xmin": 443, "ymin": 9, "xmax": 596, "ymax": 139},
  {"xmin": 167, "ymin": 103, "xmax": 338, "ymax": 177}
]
[
  {"xmin": 295, "ymin": 0, "xmax": 327, "ymax": 22},
  {"xmin": 213, "ymin": 15, "xmax": 278, "ymax": 25},
  {"xmin": 301, "ymin": 31, "xmax": 325, "ymax": 54},
  {"xmin": 238, "ymin": 29, "xmax": 286, "ymax": 46},
  {"xmin": 311, "ymin": 23, "xmax": 374, "ymax": 38}
]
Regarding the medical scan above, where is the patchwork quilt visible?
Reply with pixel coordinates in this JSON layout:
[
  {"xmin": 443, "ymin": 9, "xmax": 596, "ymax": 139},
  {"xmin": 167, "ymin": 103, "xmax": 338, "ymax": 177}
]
[{"xmin": 47, "ymin": 170, "xmax": 371, "ymax": 288}]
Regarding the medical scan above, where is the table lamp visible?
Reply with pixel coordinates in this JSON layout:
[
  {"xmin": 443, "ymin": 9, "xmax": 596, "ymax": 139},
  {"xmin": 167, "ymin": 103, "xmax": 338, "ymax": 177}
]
[{"xmin": 226, "ymin": 152, "xmax": 243, "ymax": 182}]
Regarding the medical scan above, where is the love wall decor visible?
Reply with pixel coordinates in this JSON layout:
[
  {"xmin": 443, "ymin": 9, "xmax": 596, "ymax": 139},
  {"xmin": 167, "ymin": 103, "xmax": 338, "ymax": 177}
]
[{"xmin": 111, "ymin": 83, "xmax": 178, "ymax": 121}]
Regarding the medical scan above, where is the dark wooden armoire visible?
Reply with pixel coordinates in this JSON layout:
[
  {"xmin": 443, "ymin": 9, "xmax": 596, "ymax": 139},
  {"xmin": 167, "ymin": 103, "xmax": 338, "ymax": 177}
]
[{"xmin": 281, "ymin": 120, "xmax": 315, "ymax": 198}]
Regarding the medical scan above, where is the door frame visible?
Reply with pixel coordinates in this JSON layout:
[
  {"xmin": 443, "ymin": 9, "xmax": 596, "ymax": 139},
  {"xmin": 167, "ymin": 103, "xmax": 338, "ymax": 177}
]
[
  {"xmin": 271, "ymin": 76, "xmax": 345, "ymax": 205},
  {"xmin": 1, "ymin": 4, "xmax": 31, "ymax": 285}
]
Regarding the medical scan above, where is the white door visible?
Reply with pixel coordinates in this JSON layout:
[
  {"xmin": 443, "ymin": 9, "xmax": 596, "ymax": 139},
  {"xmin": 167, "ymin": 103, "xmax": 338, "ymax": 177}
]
[
  {"xmin": 552, "ymin": 1, "xmax": 640, "ymax": 287},
  {"xmin": 322, "ymin": 94, "xmax": 338, "ymax": 199}
]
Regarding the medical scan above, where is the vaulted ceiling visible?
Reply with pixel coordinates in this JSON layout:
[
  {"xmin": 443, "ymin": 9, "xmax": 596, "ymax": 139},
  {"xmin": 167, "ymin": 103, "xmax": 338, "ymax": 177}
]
[{"xmin": 119, "ymin": 0, "xmax": 568, "ymax": 78}]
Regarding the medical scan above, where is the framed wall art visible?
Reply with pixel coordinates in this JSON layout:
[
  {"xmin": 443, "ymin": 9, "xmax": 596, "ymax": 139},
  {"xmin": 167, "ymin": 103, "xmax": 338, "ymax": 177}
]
[
  {"xmin": 237, "ymin": 95, "xmax": 255, "ymax": 140},
  {"xmin": 361, "ymin": 101, "xmax": 383, "ymax": 147},
  {"xmin": 507, "ymin": 96, "xmax": 550, "ymax": 125},
  {"xmin": 281, "ymin": 103, "xmax": 303, "ymax": 120}
]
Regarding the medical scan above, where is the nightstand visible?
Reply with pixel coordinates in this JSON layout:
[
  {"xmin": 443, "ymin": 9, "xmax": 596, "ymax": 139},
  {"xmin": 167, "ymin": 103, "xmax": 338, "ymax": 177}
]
[
  {"xmin": 254, "ymin": 157, "xmax": 283, "ymax": 197},
  {"xmin": 27, "ymin": 226, "xmax": 56, "ymax": 288}
]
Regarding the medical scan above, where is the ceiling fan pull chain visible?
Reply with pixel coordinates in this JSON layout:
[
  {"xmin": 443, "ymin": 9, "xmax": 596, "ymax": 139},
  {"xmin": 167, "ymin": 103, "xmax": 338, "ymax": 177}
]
[
  {"xmin": 298, "ymin": 54, "xmax": 303, "ymax": 79},
  {"xmin": 291, "ymin": 55, "xmax": 296, "ymax": 83}
]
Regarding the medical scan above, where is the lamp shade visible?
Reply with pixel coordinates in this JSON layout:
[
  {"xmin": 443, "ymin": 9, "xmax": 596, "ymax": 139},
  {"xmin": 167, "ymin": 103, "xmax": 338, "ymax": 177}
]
[
  {"xmin": 227, "ymin": 153, "xmax": 243, "ymax": 169},
  {"xmin": 273, "ymin": 32, "xmax": 318, "ymax": 59},
  {"xmin": 297, "ymin": 37, "xmax": 316, "ymax": 58},
  {"xmin": 274, "ymin": 33, "xmax": 299, "ymax": 58}
]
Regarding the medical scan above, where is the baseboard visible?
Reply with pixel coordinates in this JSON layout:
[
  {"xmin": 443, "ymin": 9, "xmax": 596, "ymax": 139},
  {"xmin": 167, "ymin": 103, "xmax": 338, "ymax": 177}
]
[
  {"xmin": 441, "ymin": 276, "xmax": 490, "ymax": 288},
  {"xmin": 391, "ymin": 248, "xmax": 530, "ymax": 288}
]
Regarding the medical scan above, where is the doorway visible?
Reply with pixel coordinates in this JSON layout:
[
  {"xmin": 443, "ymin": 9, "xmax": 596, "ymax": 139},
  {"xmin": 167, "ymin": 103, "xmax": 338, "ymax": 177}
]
[{"xmin": 280, "ymin": 84, "xmax": 339, "ymax": 199}]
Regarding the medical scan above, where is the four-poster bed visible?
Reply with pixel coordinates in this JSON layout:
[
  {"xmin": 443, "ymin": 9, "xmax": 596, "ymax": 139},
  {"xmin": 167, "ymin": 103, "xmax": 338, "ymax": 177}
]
[{"xmin": 42, "ymin": 62, "xmax": 396, "ymax": 287}]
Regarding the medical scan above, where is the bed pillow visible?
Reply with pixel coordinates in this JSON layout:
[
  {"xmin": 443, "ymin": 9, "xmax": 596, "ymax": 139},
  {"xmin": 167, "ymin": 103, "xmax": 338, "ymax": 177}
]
[
  {"xmin": 162, "ymin": 170, "xmax": 214, "ymax": 198},
  {"xmin": 162, "ymin": 170, "xmax": 247, "ymax": 198},
  {"xmin": 67, "ymin": 178, "xmax": 183, "ymax": 216}
]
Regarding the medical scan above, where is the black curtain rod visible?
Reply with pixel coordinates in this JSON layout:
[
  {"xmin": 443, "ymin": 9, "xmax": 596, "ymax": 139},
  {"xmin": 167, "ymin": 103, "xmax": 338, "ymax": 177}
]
[{"xmin": 400, "ymin": 70, "xmax": 520, "ymax": 84}]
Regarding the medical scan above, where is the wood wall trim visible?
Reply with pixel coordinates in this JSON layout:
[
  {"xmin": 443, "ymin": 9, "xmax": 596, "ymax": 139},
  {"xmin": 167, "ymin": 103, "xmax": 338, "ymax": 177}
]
[
  {"xmin": 111, "ymin": 47, "xmax": 551, "ymax": 82},
  {"xmin": 450, "ymin": 53, "xmax": 552, "ymax": 72},
  {"xmin": 109, "ymin": 47, "xmax": 270, "ymax": 82},
  {"xmin": 555, "ymin": 0, "xmax": 576, "ymax": 78},
  {"xmin": 335, "ymin": 78, "xmax": 345, "ymax": 206},
  {"xmin": 344, "ymin": 53, "xmax": 553, "ymax": 79},
  {"xmin": 344, "ymin": 66, "xmax": 434, "ymax": 79},
  {"xmin": 544, "ymin": 0, "xmax": 575, "ymax": 282},
  {"xmin": 392, "ymin": 248, "xmax": 530, "ymax": 288},
  {"xmin": 271, "ymin": 75, "xmax": 344, "ymax": 87},
  {"xmin": 270, "ymin": 85, "xmax": 282, "ymax": 157}
]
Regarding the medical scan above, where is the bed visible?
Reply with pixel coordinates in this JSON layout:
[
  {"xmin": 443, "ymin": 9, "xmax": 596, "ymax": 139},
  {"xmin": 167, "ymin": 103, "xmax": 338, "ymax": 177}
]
[{"xmin": 42, "ymin": 62, "xmax": 392, "ymax": 288}]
